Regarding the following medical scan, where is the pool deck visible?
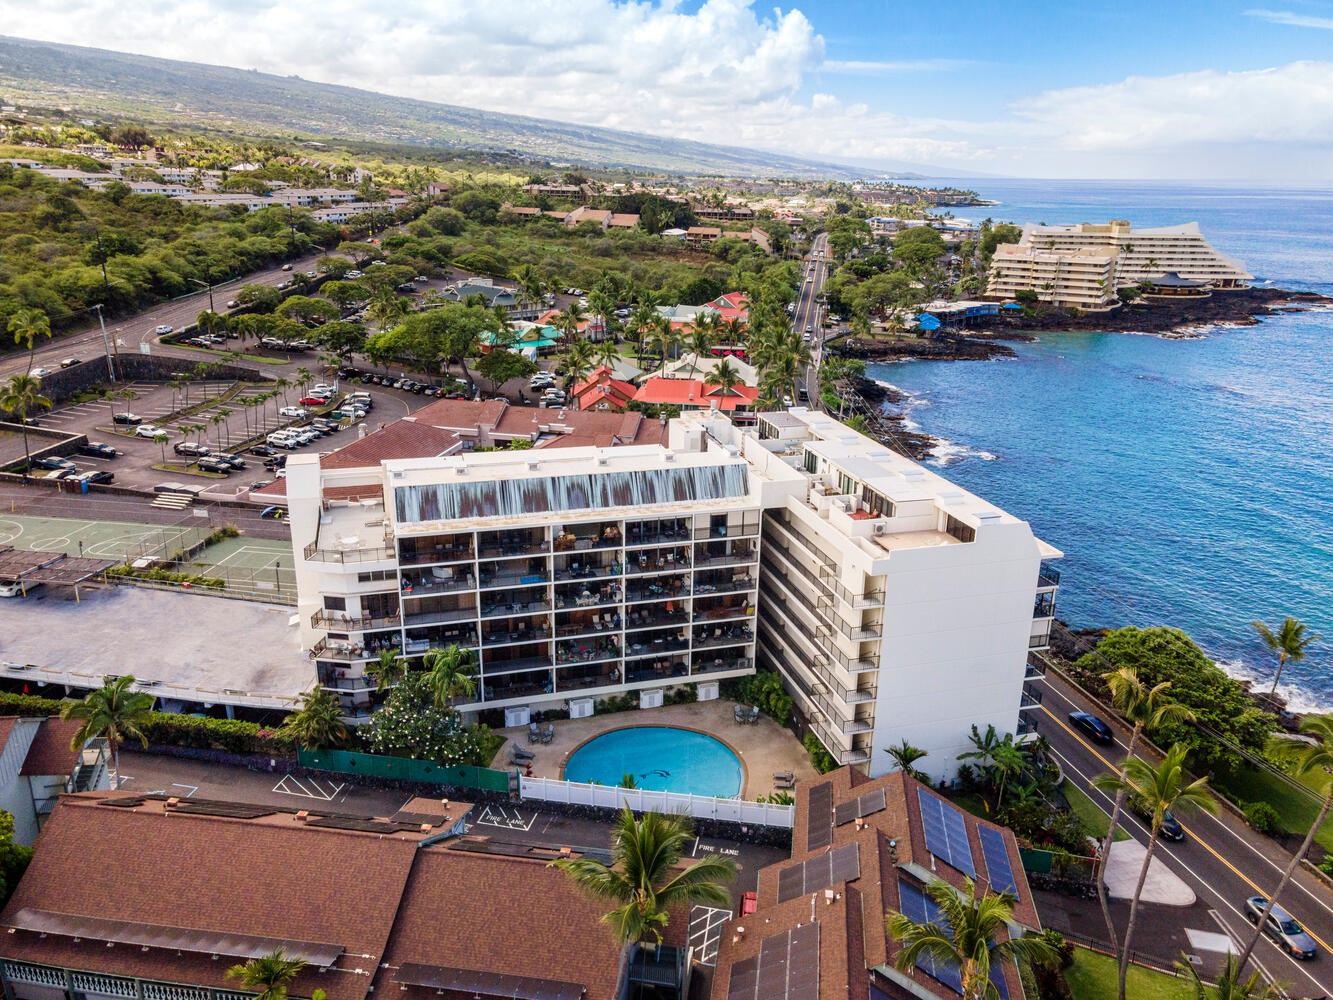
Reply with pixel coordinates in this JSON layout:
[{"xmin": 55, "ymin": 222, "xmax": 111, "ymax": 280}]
[{"xmin": 496, "ymin": 699, "xmax": 821, "ymax": 798}]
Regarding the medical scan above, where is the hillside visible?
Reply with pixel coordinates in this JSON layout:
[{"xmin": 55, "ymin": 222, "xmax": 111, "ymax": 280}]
[{"xmin": 0, "ymin": 35, "xmax": 903, "ymax": 179}]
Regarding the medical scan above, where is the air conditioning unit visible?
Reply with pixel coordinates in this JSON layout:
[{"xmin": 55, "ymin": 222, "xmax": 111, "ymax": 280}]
[
  {"xmin": 873, "ymin": 522, "xmax": 890, "ymax": 537},
  {"xmin": 834, "ymin": 498, "xmax": 853, "ymax": 514},
  {"xmin": 569, "ymin": 698, "xmax": 594, "ymax": 719}
]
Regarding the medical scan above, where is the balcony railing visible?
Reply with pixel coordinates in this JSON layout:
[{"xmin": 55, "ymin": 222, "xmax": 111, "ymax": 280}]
[
  {"xmin": 311, "ymin": 637, "xmax": 374, "ymax": 662},
  {"xmin": 398, "ymin": 545, "xmax": 474, "ymax": 567},
  {"xmin": 479, "ymin": 568, "xmax": 550, "ymax": 590},
  {"xmin": 1029, "ymin": 632, "xmax": 1051, "ymax": 649},
  {"xmin": 691, "ymin": 655, "xmax": 753, "ymax": 676},
  {"xmin": 311, "ymin": 610, "xmax": 401, "ymax": 631},
  {"xmin": 1033, "ymin": 594, "xmax": 1056, "ymax": 619},
  {"xmin": 404, "ymin": 606, "xmax": 477, "ymax": 627},
  {"xmin": 1038, "ymin": 562, "xmax": 1061, "ymax": 588},
  {"xmin": 304, "ymin": 540, "xmax": 394, "ymax": 564},
  {"xmin": 1017, "ymin": 717, "xmax": 1040, "ymax": 736},
  {"xmin": 1025, "ymin": 653, "xmax": 1048, "ymax": 679},
  {"xmin": 1019, "ymin": 684, "xmax": 1044, "ymax": 710}
]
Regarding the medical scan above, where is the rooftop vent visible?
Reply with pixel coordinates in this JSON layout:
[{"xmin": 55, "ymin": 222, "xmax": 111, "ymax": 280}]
[{"xmin": 295, "ymin": 810, "xmax": 310, "ymax": 822}]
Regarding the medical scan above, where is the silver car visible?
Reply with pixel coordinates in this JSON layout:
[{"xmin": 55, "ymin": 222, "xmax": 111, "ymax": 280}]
[{"xmin": 1245, "ymin": 895, "xmax": 1317, "ymax": 959}]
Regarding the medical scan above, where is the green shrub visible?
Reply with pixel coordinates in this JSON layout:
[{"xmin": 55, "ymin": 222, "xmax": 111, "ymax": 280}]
[
  {"xmin": 1244, "ymin": 800, "xmax": 1283, "ymax": 836},
  {"xmin": 724, "ymin": 670, "xmax": 793, "ymax": 726},
  {"xmin": 804, "ymin": 732, "xmax": 837, "ymax": 774},
  {"xmin": 139, "ymin": 713, "xmax": 296, "ymax": 756},
  {"xmin": 1318, "ymin": 854, "xmax": 1333, "ymax": 878},
  {"xmin": 0, "ymin": 691, "xmax": 66, "ymax": 717}
]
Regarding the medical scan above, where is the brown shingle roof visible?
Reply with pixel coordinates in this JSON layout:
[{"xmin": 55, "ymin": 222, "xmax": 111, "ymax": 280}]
[
  {"xmin": 321, "ymin": 421, "xmax": 460, "ymax": 469},
  {"xmin": 375, "ymin": 848, "xmax": 631, "ymax": 1000},
  {"xmin": 0, "ymin": 793, "xmax": 422, "ymax": 1000},
  {"xmin": 18, "ymin": 718, "xmax": 83, "ymax": 776},
  {"xmin": 0, "ymin": 717, "xmax": 16, "ymax": 758}
]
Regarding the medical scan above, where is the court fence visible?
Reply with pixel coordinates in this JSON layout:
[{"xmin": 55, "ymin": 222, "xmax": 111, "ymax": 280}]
[
  {"xmin": 518, "ymin": 775, "xmax": 795, "ymax": 829},
  {"xmin": 297, "ymin": 747, "xmax": 511, "ymax": 792}
]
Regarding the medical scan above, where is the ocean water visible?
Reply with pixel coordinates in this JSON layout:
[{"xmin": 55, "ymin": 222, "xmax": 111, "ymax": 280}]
[{"xmin": 873, "ymin": 180, "xmax": 1333, "ymax": 710}]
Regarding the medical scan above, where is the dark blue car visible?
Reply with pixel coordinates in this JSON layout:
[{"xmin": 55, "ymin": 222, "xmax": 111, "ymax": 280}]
[{"xmin": 1069, "ymin": 711, "xmax": 1114, "ymax": 744}]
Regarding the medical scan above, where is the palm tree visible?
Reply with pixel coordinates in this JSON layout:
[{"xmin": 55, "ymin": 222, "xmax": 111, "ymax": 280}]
[
  {"xmin": 1094, "ymin": 668, "xmax": 1195, "ymax": 949},
  {"xmin": 886, "ymin": 875, "xmax": 1056, "ymax": 1000},
  {"xmin": 990, "ymin": 740, "xmax": 1027, "ymax": 810},
  {"xmin": 365, "ymin": 649, "xmax": 407, "ymax": 692},
  {"xmin": 884, "ymin": 739, "xmax": 929, "ymax": 783},
  {"xmin": 1093, "ymin": 744, "xmax": 1216, "ymax": 1000},
  {"xmin": 551, "ymin": 807, "xmax": 736, "ymax": 946},
  {"xmin": 1234, "ymin": 715, "xmax": 1333, "ymax": 974},
  {"xmin": 225, "ymin": 948, "xmax": 307, "ymax": 1000},
  {"xmin": 563, "ymin": 339, "xmax": 596, "ymax": 391},
  {"xmin": 280, "ymin": 686, "xmax": 347, "ymax": 750},
  {"xmin": 153, "ymin": 431, "xmax": 169, "ymax": 466},
  {"xmin": 705, "ymin": 358, "xmax": 741, "ymax": 396},
  {"xmin": 117, "ymin": 386, "xmax": 139, "ymax": 418},
  {"xmin": 1175, "ymin": 953, "xmax": 1279, "ymax": 1000},
  {"xmin": 422, "ymin": 644, "xmax": 476, "ymax": 711},
  {"xmin": 59, "ymin": 675, "xmax": 154, "ymax": 789},
  {"xmin": 1251, "ymin": 616, "xmax": 1320, "ymax": 697},
  {"xmin": 295, "ymin": 366, "xmax": 313, "ymax": 393},
  {"xmin": 1, "ymin": 374, "xmax": 52, "ymax": 474},
  {"xmin": 595, "ymin": 333, "xmax": 619, "ymax": 372},
  {"xmin": 8, "ymin": 308, "xmax": 51, "ymax": 374},
  {"xmin": 556, "ymin": 303, "xmax": 585, "ymax": 345},
  {"xmin": 650, "ymin": 316, "xmax": 679, "ymax": 375},
  {"xmin": 274, "ymin": 376, "xmax": 293, "ymax": 405}
]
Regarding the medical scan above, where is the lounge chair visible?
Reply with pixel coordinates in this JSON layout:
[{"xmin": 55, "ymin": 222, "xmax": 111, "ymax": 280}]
[
  {"xmin": 528, "ymin": 722, "xmax": 542, "ymax": 744},
  {"xmin": 540, "ymin": 723, "xmax": 555, "ymax": 744},
  {"xmin": 511, "ymin": 744, "xmax": 535, "ymax": 761},
  {"xmin": 510, "ymin": 752, "xmax": 534, "ymax": 768},
  {"xmin": 773, "ymin": 771, "xmax": 795, "ymax": 788},
  {"xmin": 747, "ymin": 705, "xmax": 761, "ymax": 725}
]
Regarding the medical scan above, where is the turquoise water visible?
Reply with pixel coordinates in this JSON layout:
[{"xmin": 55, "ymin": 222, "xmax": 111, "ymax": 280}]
[
  {"xmin": 876, "ymin": 180, "xmax": 1333, "ymax": 710},
  {"xmin": 563, "ymin": 727, "xmax": 744, "ymax": 797}
]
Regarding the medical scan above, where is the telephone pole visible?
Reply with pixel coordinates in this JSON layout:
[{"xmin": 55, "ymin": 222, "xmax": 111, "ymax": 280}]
[{"xmin": 91, "ymin": 304, "xmax": 116, "ymax": 383}]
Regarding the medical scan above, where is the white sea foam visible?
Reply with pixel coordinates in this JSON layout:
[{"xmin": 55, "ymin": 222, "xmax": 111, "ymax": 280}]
[
  {"xmin": 928, "ymin": 440, "xmax": 997, "ymax": 467},
  {"xmin": 1215, "ymin": 656, "xmax": 1333, "ymax": 715}
]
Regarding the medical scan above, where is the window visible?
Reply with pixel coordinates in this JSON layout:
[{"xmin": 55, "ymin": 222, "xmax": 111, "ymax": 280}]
[
  {"xmin": 944, "ymin": 514, "xmax": 976, "ymax": 543},
  {"xmin": 837, "ymin": 471, "xmax": 858, "ymax": 496},
  {"xmin": 323, "ymin": 596, "xmax": 347, "ymax": 611},
  {"xmin": 861, "ymin": 487, "xmax": 895, "ymax": 518},
  {"xmin": 803, "ymin": 449, "xmax": 819, "ymax": 475}
]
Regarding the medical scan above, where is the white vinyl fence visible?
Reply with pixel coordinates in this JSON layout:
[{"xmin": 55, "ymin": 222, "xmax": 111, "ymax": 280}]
[{"xmin": 519, "ymin": 775, "xmax": 794, "ymax": 829}]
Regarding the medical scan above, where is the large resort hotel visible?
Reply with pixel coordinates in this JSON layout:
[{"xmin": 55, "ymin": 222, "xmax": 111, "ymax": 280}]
[
  {"xmin": 987, "ymin": 219, "xmax": 1252, "ymax": 310},
  {"xmin": 288, "ymin": 404, "xmax": 1060, "ymax": 781}
]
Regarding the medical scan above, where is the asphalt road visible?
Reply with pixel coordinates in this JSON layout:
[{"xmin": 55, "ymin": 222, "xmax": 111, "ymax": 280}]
[
  {"xmin": 795, "ymin": 233, "xmax": 830, "ymax": 403},
  {"xmin": 1034, "ymin": 666, "xmax": 1333, "ymax": 997}
]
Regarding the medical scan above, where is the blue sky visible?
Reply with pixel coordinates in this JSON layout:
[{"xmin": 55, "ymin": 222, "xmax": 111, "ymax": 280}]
[{"xmin": 9, "ymin": 0, "xmax": 1333, "ymax": 179}]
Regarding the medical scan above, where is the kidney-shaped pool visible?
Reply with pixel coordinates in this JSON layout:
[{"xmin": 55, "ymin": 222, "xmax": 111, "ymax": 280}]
[{"xmin": 563, "ymin": 727, "xmax": 743, "ymax": 797}]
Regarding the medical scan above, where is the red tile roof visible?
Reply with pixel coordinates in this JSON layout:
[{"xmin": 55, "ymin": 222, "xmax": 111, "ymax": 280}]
[
  {"xmin": 18, "ymin": 718, "xmax": 84, "ymax": 776},
  {"xmin": 572, "ymin": 366, "xmax": 637, "ymax": 412},
  {"xmin": 633, "ymin": 378, "xmax": 758, "ymax": 411}
]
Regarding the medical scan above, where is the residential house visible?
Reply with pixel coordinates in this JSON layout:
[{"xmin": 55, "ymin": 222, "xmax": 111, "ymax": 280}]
[
  {"xmin": 0, "ymin": 716, "xmax": 108, "ymax": 845},
  {"xmin": 571, "ymin": 366, "xmax": 638, "ymax": 412}
]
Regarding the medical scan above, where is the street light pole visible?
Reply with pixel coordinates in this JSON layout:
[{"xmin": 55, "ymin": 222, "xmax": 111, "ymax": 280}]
[
  {"xmin": 91, "ymin": 303, "xmax": 116, "ymax": 383},
  {"xmin": 189, "ymin": 278, "xmax": 215, "ymax": 314}
]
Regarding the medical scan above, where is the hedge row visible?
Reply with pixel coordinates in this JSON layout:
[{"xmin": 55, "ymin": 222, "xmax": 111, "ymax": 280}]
[{"xmin": 0, "ymin": 691, "xmax": 296, "ymax": 756}]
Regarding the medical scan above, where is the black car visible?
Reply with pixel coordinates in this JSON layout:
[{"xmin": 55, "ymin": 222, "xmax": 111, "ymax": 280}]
[
  {"xmin": 197, "ymin": 457, "xmax": 231, "ymax": 474},
  {"xmin": 174, "ymin": 441, "xmax": 211, "ymax": 458},
  {"xmin": 78, "ymin": 442, "xmax": 119, "ymax": 459},
  {"xmin": 248, "ymin": 445, "xmax": 278, "ymax": 457},
  {"xmin": 1068, "ymin": 711, "xmax": 1115, "ymax": 744},
  {"xmin": 112, "ymin": 412, "xmax": 143, "ymax": 425},
  {"xmin": 263, "ymin": 455, "xmax": 288, "ymax": 471},
  {"xmin": 76, "ymin": 470, "xmax": 114, "ymax": 485},
  {"xmin": 34, "ymin": 456, "xmax": 76, "ymax": 471},
  {"xmin": 1131, "ymin": 798, "xmax": 1186, "ymax": 840}
]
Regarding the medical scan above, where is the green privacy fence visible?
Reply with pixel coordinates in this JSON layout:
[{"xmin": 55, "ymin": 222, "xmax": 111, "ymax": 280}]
[
  {"xmin": 1018, "ymin": 846, "xmax": 1054, "ymax": 874},
  {"xmin": 297, "ymin": 747, "xmax": 511, "ymax": 792}
]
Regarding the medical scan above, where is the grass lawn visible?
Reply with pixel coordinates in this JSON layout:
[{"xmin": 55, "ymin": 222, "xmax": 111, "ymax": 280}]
[
  {"xmin": 1064, "ymin": 782, "xmax": 1129, "ymax": 841},
  {"xmin": 1064, "ymin": 947, "xmax": 1191, "ymax": 1000},
  {"xmin": 1213, "ymin": 762, "xmax": 1333, "ymax": 852}
]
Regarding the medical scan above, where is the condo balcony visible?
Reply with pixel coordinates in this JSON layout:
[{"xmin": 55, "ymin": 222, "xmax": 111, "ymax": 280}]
[
  {"xmin": 623, "ymin": 517, "xmax": 692, "ymax": 547},
  {"xmin": 478, "ymin": 527, "xmax": 550, "ymax": 560},
  {"xmin": 310, "ymin": 609, "xmax": 401, "ymax": 631},
  {"xmin": 397, "ymin": 533, "xmax": 475, "ymax": 566}
]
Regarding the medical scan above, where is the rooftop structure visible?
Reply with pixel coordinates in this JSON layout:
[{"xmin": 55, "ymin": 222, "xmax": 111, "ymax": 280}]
[{"xmin": 987, "ymin": 244, "xmax": 1120, "ymax": 310}]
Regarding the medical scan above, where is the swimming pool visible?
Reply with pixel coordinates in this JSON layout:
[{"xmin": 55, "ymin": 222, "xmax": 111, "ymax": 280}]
[{"xmin": 563, "ymin": 727, "xmax": 744, "ymax": 797}]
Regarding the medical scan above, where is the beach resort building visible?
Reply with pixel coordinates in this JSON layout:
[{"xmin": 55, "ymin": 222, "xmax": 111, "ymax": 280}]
[
  {"xmin": 707, "ymin": 409, "xmax": 1060, "ymax": 781},
  {"xmin": 287, "ymin": 420, "xmax": 765, "ymax": 721},
  {"xmin": 986, "ymin": 244, "xmax": 1120, "ymax": 310},
  {"xmin": 1015, "ymin": 220, "xmax": 1252, "ymax": 288}
]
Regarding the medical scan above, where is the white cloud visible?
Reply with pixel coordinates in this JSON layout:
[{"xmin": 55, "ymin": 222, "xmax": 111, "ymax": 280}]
[
  {"xmin": 822, "ymin": 58, "xmax": 972, "ymax": 74},
  {"xmin": 1245, "ymin": 8, "xmax": 1333, "ymax": 30}
]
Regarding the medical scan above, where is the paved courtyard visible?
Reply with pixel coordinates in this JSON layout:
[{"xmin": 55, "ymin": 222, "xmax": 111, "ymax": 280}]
[{"xmin": 497, "ymin": 698, "xmax": 820, "ymax": 799}]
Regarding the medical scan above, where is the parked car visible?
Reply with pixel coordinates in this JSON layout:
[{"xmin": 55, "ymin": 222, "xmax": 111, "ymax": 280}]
[
  {"xmin": 1068, "ymin": 711, "xmax": 1114, "ymax": 744},
  {"xmin": 30, "ymin": 367, "xmax": 51, "ymax": 378},
  {"xmin": 34, "ymin": 456, "xmax": 76, "ymax": 471},
  {"xmin": 59, "ymin": 357, "xmax": 80, "ymax": 368},
  {"xmin": 155, "ymin": 324, "xmax": 174, "ymax": 335},
  {"xmin": 263, "ymin": 455, "xmax": 287, "ymax": 471},
  {"xmin": 299, "ymin": 396, "xmax": 328, "ymax": 407},
  {"xmin": 113, "ymin": 412, "xmax": 143, "ymax": 425},
  {"xmin": 0, "ymin": 580, "xmax": 40, "ymax": 598},
  {"xmin": 279, "ymin": 406, "xmax": 309, "ymax": 419},
  {"xmin": 248, "ymin": 445, "xmax": 278, "ymax": 457},
  {"xmin": 174, "ymin": 441, "xmax": 211, "ymax": 458},
  {"xmin": 78, "ymin": 442, "xmax": 119, "ymax": 459},
  {"xmin": 281, "ymin": 263, "xmax": 293, "ymax": 271},
  {"xmin": 208, "ymin": 452, "xmax": 246, "ymax": 470},
  {"xmin": 134, "ymin": 424, "xmax": 168, "ymax": 439},
  {"xmin": 311, "ymin": 418, "xmax": 338, "ymax": 434},
  {"xmin": 76, "ymin": 470, "xmax": 114, "ymax": 485},
  {"xmin": 45, "ymin": 468, "xmax": 80, "ymax": 481},
  {"xmin": 1245, "ymin": 896, "xmax": 1317, "ymax": 959},
  {"xmin": 226, "ymin": 299, "xmax": 240, "ymax": 309},
  {"xmin": 197, "ymin": 457, "xmax": 232, "ymax": 474}
]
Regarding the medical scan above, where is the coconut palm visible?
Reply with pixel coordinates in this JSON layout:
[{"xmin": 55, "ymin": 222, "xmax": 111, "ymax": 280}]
[
  {"xmin": 1175, "ymin": 953, "xmax": 1279, "ymax": 1000},
  {"xmin": 563, "ymin": 338, "xmax": 596, "ymax": 390},
  {"xmin": 595, "ymin": 332, "xmax": 620, "ymax": 371},
  {"xmin": 274, "ymin": 376, "xmax": 293, "ymax": 405},
  {"xmin": 650, "ymin": 316, "xmax": 679, "ymax": 375},
  {"xmin": 1094, "ymin": 668, "xmax": 1195, "ymax": 949},
  {"xmin": 705, "ymin": 359, "xmax": 741, "ymax": 395},
  {"xmin": 1251, "ymin": 616, "xmax": 1320, "ymax": 697},
  {"xmin": 225, "ymin": 948, "xmax": 307, "ymax": 1000},
  {"xmin": 1235, "ymin": 715, "xmax": 1333, "ymax": 974},
  {"xmin": 153, "ymin": 431, "xmax": 169, "ymax": 465},
  {"xmin": 555, "ymin": 302, "xmax": 585, "ymax": 345},
  {"xmin": 8, "ymin": 308, "xmax": 51, "ymax": 374},
  {"xmin": 1, "ymin": 374, "xmax": 52, "ymax": 474},
  {"xmin": 422, "ymin": 644, "xmax": 477, "ymax": 711},
  {"xmin": 280, "ymin": 686, "xmax": 347, "ymax": 750},
  {"xmin": 551, "ymin": 807, "xmax": 736, "ymax": 946},
  {"xmin": 365, "ymin": 649, "xmax": 407, "ymax": 692},
  {"xmin": 886, "ymin": 875, "xmax": 1056, "ymax": 1000},
  {"xmin": 884, "ymin": 740, "xmax": 929, "ymax": 783},
  {"xmin": 59, "ymin": 675, "xmax": 154, "ymax": 789},
  {"xmin": 1093, "ymin": 744, "xmax": 1216, "ymax": 1000},
  {"xmin": 295, "ymin": 366, "xmax": 313, "ymax": 393}
]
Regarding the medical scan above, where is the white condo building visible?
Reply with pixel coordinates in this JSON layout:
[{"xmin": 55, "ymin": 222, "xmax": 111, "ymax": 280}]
[
  {"xmin": 713, "ymin": 410, "xmax": 1061, "ymax": 781},
  {"xmin": 287, "ymin": 409, "xmax": 1058, "ymax": 780},
  {"xmin": 987, "ymin": 244, "xmax": 1120, "ymax": 310},
  {"xmin": 1018, "ymin": 220, "xmax": 1251, "ymax": 288},
  {"xmin": 286, "ymin": 426, "xmax": 765, "ymax": 720}
]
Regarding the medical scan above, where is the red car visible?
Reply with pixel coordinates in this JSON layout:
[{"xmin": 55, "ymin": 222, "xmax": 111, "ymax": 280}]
[{"xmin": 299, "ymin": 396, "xmax": 327, "ymax": 406}]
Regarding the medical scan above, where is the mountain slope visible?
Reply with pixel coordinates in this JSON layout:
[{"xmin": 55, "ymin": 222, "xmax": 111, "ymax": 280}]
[{"xmin": 0, "ymin": 35, "xmax": 906, "ymax": 179}]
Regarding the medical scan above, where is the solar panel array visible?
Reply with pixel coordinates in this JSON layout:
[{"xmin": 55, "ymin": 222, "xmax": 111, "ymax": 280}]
[
  {"xmin": 725, "ymin": 923, "xmax": 820, "ymax": 1000},
  {"xmin": 833, "ymin": 787, "xmax": 887, "ymax": 826},
  {"xmin": 978, "ymin": 826, "xmax": 1019, "ymax": 899},
  {"xmin": 776, "ymin": 843, "xmax": 861, "ymax": 903},
  {"xmin": 896, "ymin": 883, "xmax": 1010, "ymax": 1000},
  {"xmin": 917, "ymin": 787, "xmax": 976, "ymax": 876},
  {"xmin": 806, "ymin": 782, "xmax": 834, "ymax": 851}
]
